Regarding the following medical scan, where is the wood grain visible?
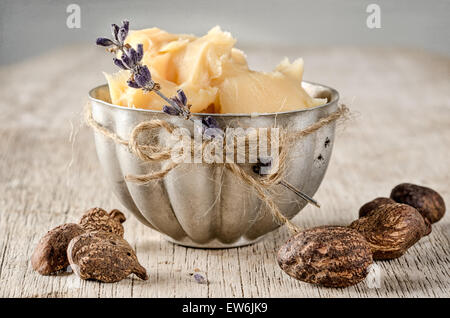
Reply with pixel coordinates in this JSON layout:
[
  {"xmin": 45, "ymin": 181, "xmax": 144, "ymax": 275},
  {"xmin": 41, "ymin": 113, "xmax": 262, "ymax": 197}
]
[{"xmin": 0, "ymin": 46, "xmax": 449, "ymax": 297}]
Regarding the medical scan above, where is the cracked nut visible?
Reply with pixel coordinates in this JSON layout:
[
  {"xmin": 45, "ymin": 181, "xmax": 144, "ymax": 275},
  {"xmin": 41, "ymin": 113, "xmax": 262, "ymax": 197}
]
[
  {"xmin": 277, "ymin": 226, "xmax": 373, "ymax": 288},
  {"xmin": 390, "ymin": 183, "xmax": 445, "ymax": 223},
  {"xmin": 359, "ymin": 197, "xmax": 395, "ymax": 218},
  {"xmin": 350, "ymin": 203, "xmax": 429, "ymax": 260},
  {"xmin": 79, "ymin": 207, "xmax": 126, "ymax": 236},
  {"xmin": 67, "ymin": 231, "xmax": 148, "ymax": 283},
  {"xmin": 31, "ymin": 223, "xmax": 85, "ymax": 275}
]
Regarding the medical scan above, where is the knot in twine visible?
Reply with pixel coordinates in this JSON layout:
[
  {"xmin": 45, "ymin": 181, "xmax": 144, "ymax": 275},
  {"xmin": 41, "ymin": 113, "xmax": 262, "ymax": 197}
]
[{"xmin": 85, "ymin": 102, "xmax": 349, "ymax": 234}]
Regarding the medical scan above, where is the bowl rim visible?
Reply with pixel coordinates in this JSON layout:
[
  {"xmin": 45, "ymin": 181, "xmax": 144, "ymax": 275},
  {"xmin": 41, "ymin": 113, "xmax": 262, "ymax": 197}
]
[{"xmin": 88, "ymin": 81, "xmax": 339, "ymax": 118}]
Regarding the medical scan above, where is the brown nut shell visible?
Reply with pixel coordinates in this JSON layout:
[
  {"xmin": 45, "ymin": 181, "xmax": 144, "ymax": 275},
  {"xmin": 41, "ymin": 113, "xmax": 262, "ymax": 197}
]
[
  {"xmin": 350, "ymin": 203, "xmax": 429, "ymax": 260},
  {"xmin": 359, "ymin": 197, "xmax": 395, "ymax": 218},
  {"xmin": 67, "ymin": 231, "xmax": 148, "ymax": 283},
  {"xmin": 277, "ymin": 226, "xmax": 373, "ymax": 288},
  {"xmin": 390, "ymin": 183, "xmax": 445, "ymax": 223},
  {"xmin": 31, "ymin": 223, "xmax": 85, "ymax": 275},
  {"xmin": 79, "ymin": 208, "xmax": 126, "ymax": 236}
]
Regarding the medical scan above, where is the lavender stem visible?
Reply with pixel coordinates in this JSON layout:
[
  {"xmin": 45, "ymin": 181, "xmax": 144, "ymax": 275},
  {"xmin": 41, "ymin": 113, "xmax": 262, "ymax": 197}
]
[{"xmin": 280, "ymin": 180, "xmax": 320, "ymax": 208}]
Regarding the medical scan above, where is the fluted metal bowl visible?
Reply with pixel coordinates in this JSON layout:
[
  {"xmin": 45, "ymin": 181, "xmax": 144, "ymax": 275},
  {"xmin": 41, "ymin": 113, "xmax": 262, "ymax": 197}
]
[{"xmin": 88, "ymin": 82, "xmax": 339, "ymax": 248}]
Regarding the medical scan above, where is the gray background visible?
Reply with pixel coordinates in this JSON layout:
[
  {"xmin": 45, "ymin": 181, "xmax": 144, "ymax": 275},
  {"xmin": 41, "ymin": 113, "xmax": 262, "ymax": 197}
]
[{"xmin": 0, "ymin": 0, "xmax": 449, "ymax": 65}]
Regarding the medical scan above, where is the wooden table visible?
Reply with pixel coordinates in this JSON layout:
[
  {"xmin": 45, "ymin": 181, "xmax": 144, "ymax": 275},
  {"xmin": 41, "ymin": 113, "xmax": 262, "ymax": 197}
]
[{"xmin": 0, "ymin": 46, "xmax": 449, "ymax": 298}]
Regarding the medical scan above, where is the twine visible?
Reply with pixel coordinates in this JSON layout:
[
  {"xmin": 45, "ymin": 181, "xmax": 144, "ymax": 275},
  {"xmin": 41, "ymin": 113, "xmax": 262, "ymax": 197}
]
[{"xmin": 85, "ymin": 102, "xmax": 348, "ymax": 234}]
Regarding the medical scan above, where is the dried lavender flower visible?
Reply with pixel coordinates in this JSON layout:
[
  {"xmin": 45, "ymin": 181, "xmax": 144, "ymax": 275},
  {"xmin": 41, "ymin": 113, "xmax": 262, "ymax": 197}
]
[
  {"xmin": 160, "ymin": 89, "xmax": 192, "ymax": 119},
  {"xmin": 120, "ymin": 53, "xmax": 133, "ymax": 69},
  {"xmin": 134, "ymin": 65, "xmax": 152, "ymax": 88},
  {"xmin": 127, "ymin": 79, "xmax": 140, "ymax": 89},
  {"xmin": 170, "ymin": 89, "xmax": 190, "ymax": 111},
  {"xmin": 162, "ymin": 105, "xmax": 181, "ymax": 116},
  {"xmin": 128, "ymin": 48, "xmax": 138, "ymax": 65},
  {"xmin": 175, "ymin": 90, "xmax": 189, "ymax": 107},
  {"xmin": 136, "ymin": 44, "xmax": 144, "ymax": 61},
  {"xmin": 117, "ymin": 20, "xmax": 129, "ymax": 43},
  {"xmin": 111, "ymin": 24, "xmax": 120, "ymax": 41},
  {"xmin": 201, "ymin": 116, "xmax": 223, "ymax": 139},
  {"xmin": 118, "ymin": 28, "xmax": 127, "ymax": 43},
  {"xmin": 97, "ymin": 21, "xmax": 158, "ymax": 92},
  {"xmin": 122, "ymin": 20, "xmax": 129, "ymax": 33},
  {"xmin": 113, "ymin": 57, "xmax": 127, "ymax": 70},
  {"xmin": 96, "ymin": 38, "xmax": 114, "ymax": 47},
  {"xmin": 202, "ymin": 116, "xmax": 219, "ymax": 129},
  {"xmin": 193, "ymin": 273, "xmax": 207, "ymax": 284}
]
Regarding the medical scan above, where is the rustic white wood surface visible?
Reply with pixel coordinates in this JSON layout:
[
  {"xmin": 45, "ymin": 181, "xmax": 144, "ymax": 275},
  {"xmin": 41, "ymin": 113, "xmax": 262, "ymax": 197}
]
[{"xmin": 0, "ymin": 46, "xmax": 449, "ymax": 298}]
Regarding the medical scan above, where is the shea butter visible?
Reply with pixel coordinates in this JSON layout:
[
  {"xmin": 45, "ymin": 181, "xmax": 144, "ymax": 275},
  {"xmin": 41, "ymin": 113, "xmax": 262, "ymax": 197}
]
[{"xmin": 105, "ymin": 26, "xmax": 326, "ymax": 113}]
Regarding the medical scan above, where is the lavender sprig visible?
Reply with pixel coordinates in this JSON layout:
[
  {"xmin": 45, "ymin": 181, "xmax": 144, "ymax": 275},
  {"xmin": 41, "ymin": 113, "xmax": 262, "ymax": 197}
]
[
  {"xmin": 96, "ymin": 20, "xmax": 159, "ymax": 92},
  {"xmin": 96, "ymin": 20, "xmax": 219, "ymax": 130}
]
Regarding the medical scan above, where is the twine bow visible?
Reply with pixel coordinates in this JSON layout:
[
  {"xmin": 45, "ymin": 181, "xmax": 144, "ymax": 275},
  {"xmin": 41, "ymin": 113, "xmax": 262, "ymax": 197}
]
[{"xmin": 85, "ymin": 103, "xmax": 348, "ymax": 234}]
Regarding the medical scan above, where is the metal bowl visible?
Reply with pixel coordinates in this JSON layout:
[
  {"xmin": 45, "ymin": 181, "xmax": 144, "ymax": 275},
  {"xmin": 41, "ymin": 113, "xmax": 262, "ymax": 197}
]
[{"xmin": 88, "ymin": 82, "xmax": 339, "ymax": 248}]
